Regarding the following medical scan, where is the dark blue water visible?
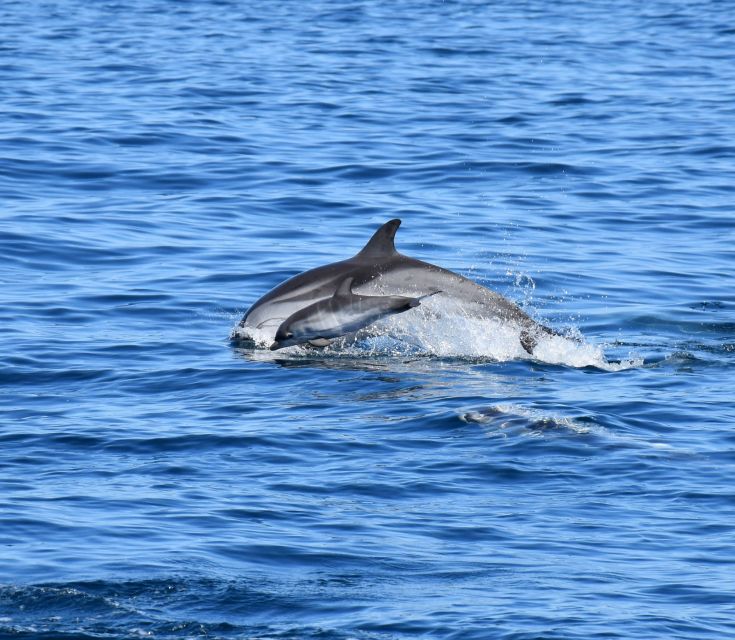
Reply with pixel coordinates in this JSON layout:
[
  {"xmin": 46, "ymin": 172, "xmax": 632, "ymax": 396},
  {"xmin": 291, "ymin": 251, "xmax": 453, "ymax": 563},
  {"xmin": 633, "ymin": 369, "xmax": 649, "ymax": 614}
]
[{"xmin": 2, "ymin": 1, "xmax": 734, "ymax": 638}]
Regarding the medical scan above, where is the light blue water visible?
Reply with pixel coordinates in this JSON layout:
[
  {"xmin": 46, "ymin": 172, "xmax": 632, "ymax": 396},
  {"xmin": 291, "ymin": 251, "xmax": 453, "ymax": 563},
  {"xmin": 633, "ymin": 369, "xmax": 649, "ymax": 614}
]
[{"xmin": 2, "ymin": 1, "xmax": 734, "ymax": 638}]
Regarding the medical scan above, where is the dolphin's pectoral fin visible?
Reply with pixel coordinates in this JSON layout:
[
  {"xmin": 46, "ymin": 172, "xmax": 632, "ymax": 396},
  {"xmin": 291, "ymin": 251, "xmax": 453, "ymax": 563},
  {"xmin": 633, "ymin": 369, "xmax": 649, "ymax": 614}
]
[
  {"xmin": 308, "ymin": 338, "xmax": 333, "ymax": 348},
  {"xmin": 519, "ymin": 328, "xmax": 537, "ymax": 355},
  {"xmin": 356, "ymin": 219, "xmax": 401, "ymax": 258}
]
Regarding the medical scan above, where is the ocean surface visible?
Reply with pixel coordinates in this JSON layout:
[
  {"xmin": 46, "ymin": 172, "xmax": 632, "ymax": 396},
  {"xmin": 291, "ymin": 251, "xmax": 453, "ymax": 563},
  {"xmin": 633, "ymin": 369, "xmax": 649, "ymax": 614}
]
[{"xmin": 2, "ymin": 1, "xmax": 734, "ymax": 638}]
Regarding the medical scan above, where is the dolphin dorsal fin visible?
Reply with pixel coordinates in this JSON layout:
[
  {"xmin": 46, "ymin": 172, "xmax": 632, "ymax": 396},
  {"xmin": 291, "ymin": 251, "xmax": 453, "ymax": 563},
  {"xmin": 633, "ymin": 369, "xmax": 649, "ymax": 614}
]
[
  {"xmin": 335, "ymin": 276, "xmax": 355, "ymax": 299},
  {"xmin": 356, "ymin": 219, "xmax": 401, "ymax": 258}
]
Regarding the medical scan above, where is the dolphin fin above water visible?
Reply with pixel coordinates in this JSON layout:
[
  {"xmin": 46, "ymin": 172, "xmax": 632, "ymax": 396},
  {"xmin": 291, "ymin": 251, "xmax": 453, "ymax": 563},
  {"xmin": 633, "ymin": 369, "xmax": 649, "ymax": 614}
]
[
  {"xmin": 355, "ymin": 218, "xmax": 400, "ymax": 258},
  {"xmin": 334, "ymin": 275, "xmax": 357, "ymax": 299}
]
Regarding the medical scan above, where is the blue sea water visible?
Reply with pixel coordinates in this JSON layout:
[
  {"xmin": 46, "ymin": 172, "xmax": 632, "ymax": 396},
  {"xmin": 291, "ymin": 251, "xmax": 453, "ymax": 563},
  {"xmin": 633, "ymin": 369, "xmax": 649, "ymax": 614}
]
[{"xmin": 2, "ymin": 0, "xmax": 735, "ymax": 638}]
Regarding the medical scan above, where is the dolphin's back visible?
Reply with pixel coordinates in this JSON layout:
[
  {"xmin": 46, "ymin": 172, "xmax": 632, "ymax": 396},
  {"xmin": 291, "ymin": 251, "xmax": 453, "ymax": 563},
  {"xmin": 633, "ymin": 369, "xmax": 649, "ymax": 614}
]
[{"xmin": 240, "ymin": 259, "xmax": 355, "ymax": 331}]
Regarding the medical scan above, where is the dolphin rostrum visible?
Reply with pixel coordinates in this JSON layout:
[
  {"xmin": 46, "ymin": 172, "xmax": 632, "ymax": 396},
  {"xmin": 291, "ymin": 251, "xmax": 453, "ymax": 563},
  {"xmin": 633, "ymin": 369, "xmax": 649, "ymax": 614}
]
[
  {"xmin": 270, "ymin": 276, "xmax": 436, "ymax": 351},
  {"xmin": 234, "ymin": 219, "xmax": 557, "ymax": 354}
]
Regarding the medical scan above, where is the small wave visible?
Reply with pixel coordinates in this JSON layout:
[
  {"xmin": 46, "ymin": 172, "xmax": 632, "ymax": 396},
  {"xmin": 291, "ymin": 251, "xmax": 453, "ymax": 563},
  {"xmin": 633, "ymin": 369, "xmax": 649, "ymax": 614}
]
[
  {"xmin": 0, "ymin": 577, "xmax": 380, "ymax": 640},
  {"xmin": 459, "ymin": 403, "xmax": 675, "ymax": 452},
  {"xmin": 459, "ymin": 404, "xmax": 598, "ymax": 437}
]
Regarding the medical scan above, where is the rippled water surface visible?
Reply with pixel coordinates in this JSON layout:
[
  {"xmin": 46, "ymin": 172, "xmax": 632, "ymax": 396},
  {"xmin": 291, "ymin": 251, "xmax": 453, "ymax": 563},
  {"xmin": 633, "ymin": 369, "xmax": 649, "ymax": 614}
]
[{"xmin": 2, "ymin": 1, "xmax": 734, "ymax": 638}]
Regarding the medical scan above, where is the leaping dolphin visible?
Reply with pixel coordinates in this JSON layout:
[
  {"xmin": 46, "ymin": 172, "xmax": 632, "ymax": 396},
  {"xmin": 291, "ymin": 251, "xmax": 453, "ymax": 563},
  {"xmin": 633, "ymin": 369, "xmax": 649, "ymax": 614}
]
[
  {"xmin": 234, "ymin": 219, "xmax": 557, "ymax": 354},
  {"xmin": 270, "ymin": 276, "xmax": 437, "ymax": 351}
]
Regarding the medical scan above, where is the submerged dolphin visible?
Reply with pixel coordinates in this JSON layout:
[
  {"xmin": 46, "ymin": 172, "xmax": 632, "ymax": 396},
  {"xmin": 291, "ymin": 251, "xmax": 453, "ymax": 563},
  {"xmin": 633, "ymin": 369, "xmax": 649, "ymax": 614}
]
[
  {"xmin": 270, "ymin": 276, "xmax": 434, "ymax": 350},
  {"xmin": 234, "ymin": 219, "xmax": 556, "ymax": 354}
]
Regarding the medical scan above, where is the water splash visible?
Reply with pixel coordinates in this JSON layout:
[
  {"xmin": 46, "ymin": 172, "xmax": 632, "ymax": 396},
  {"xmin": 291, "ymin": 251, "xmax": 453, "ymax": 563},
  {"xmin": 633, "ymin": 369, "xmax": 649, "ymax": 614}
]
[{"xmin": 232, "ymin": 297, "xmax": 642, "ymax": 371}]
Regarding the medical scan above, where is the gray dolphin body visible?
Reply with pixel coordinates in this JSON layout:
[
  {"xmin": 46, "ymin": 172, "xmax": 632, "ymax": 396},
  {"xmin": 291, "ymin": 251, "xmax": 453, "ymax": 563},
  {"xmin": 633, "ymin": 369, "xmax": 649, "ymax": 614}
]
[
  {"xmin": 235, "ymin": 219, "xmax": 556, "ymax": 354},
  {"xmin": 270, "ymin": 277, "xmax": 431, "ymax": 350}
]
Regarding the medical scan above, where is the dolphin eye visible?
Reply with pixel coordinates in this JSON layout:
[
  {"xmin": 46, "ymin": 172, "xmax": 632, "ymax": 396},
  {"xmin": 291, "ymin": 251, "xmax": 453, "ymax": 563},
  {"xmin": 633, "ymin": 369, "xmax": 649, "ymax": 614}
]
[{"xmin": 286, "ymin": 332, "xmax": 293, "ymax": 338}]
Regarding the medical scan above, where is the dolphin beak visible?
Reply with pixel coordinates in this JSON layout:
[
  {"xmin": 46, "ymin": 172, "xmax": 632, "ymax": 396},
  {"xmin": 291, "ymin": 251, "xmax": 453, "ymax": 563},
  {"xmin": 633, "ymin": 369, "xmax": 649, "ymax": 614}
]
[{"xmin": 269, "ymin": 342, "xmax": 281, "ymax": 351}]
